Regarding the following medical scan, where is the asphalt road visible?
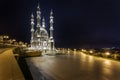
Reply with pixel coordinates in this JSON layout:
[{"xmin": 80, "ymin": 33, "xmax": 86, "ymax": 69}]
[{"xmin": 26, "ymin": 51, "xmax": 120, "ymax": 80}]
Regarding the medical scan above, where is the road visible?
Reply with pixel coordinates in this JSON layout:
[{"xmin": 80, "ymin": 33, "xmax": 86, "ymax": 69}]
[
  {"xmin": 26, "ymin": 51, "xmax": 120, "ymax": 80},
  {"xmin": 0, "ymin": 49, "xmax": 25, "ymax": 80}
]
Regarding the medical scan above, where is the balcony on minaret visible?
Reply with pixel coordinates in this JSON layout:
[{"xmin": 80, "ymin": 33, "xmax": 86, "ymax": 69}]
[
  {"xmin": 50, "ymin": 27, "xmax": 53, "ymax": 30},
  {"xmin": 31, "ymin": 29, "xmax": 34, "ymax": 32}
]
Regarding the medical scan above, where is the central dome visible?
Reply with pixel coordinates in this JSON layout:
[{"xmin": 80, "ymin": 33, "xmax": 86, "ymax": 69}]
[
  {"xmin": 40, "ymin": 28, "xmax": 49, "ymax": 41},
  {"xmin": 35, "ymin": 27, "xmax": 49, "ymax": 41}
]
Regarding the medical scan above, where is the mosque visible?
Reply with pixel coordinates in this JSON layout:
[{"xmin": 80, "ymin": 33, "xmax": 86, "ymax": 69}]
[{"xmin": 30, "ymin": 4, "xmax": 55, "ymax": 52}]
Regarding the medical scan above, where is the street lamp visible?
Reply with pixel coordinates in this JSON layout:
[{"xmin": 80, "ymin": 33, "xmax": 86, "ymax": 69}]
[
  {"xmin": 105, "ymin": 52, "xmax": 110, "ymax": 56},
  {"xmin": 89, "ymin": 50, "xmax": 93, "ymax": 53},
  {"xmin": 105, "ymin": 52, "xmax": 111, "ymax": 58},
  {"xmin": 81, "ymin": 49, "xmax": 86, "ymax": 52}
]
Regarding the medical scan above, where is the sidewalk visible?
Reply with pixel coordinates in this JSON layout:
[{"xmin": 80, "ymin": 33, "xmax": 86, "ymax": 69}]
[
  {"xmin": 0, "ymin": 49, "xmax": 25, "ymax": 80},
  {"xmin": 0, "ymin": 48, "xmax": 8, "ymax": 54}
]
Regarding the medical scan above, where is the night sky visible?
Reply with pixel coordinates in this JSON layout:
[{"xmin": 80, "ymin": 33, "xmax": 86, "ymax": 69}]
[{"xmin": 0, "ymin": 0, "xmax": 120, "ymax": 48}]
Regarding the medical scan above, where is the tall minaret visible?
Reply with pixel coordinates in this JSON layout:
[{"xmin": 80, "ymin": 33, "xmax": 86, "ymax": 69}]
[
  {"xmin": 49, "ymin": 10, "xmax": 55, "ymax": 50},
  {"xmin": 42, "ymin": 17, "xmax": 45, "ymax": 28},
  {"xmin": 36, "ymin": 3, "xmax": 41, "ymax": 30},
  {"xmin": 50, "ymin": 10, "xmax": 54, "ymax": 39},
  {"xmin": 30, "ymin": 13, "xmax": 35, "ymax": 47}
]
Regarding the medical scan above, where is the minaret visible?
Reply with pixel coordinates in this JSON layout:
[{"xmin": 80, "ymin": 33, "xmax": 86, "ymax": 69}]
[
  {"xmin": 30, "ymin": 13, "xmax": 35, "ymax": 47},
  {"xmin": 42, "ymin": 17, "xmax": 45, "ymax": 28},
  {"xmin": 49, "ymin": 10, "xmax": 55, "ymax": 50},
  {"xmin": 50, "ymin": 10, "xmax": 54, "ymax": 39},
  {"xmin": 36, "ymin": 3, "xmax": 41, "ymax": 30}
]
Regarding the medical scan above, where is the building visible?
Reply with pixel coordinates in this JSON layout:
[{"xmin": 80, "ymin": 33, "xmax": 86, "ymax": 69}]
[
  {"xmin": 30, "ymin": 4, "xmax": 55, "ymax": 52},
  {"xmin": 0, "ymin": 36, "xmax": 3, "ymax": 43},
  {"xmin": 0, "ymin": 35, "xmax": 9, "ymax": 43}
]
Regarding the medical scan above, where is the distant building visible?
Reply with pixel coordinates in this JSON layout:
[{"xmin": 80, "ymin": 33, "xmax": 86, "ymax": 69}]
[
  {"xmin": 30, "ymin": 4, "xmax": 55, "ymax": 51},
  {"xmin": 0, "ymin": 36, "xmax": 3, "ymax": 43},
  {"xmin": 0, "ymin": 35, "xmax": 9, "ymax": 43}
]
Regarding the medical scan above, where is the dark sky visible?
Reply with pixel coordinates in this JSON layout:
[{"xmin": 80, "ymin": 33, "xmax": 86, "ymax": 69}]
[{"xmin": 0, "ymin": 0, "xmax": 120, "ymax": 48}]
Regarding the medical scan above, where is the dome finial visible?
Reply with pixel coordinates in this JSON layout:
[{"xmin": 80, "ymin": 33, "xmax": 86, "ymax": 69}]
[
  {"xmin": 42, "ymin": 17, "xmax": 45, "ymax": 28},
  {"xmin": 43, "ymin": 17, "xmax": 45, "ymax": 21},
  {"xmin": 37, "ymin": 1, "xmax": 40, "ymax": 11},
  {"xmin": 50, "ymin": 9, "xmax": 53, "ymax": 16},
  {"xmin": 31, "ymin": 13, "xmax": 34, "ymax": 18}
]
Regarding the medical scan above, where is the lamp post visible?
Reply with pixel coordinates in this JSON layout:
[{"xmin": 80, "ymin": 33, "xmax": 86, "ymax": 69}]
[{"xmin": 105, "ymin": 52, "xmax": 110, "ymax": 58}]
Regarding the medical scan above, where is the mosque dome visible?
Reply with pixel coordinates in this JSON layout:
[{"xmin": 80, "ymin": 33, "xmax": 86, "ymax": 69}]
[
  {"xmin": 34, "ymin": 27, "xmax": 48, "ymax": 41},
  {"xmin": 40, "ymin": 28, "xmax": 49, "ymax": 41}
]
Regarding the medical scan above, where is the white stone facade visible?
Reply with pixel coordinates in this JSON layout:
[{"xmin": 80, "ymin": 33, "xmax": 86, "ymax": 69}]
[{"xmin": 30, "ymin": 4, "xmax": 55, "ymax": 51}]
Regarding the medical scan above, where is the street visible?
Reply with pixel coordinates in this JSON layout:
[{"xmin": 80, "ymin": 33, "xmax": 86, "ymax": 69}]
[{"xmin": 26, "ymin": 51, "xmax": 120, "ymax": 80}]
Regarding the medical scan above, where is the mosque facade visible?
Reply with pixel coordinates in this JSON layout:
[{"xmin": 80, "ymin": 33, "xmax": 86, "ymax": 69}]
[{"xmin": 30, "ymin": 4, "xmax": 55, "ymax": 51}]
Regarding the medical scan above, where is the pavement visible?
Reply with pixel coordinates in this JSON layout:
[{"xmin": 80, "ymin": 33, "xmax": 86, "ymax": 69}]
[
  {"xmin": 0, "ymin": 49, "xmax": 25, "ymax": 80},
  {"xmin": 0, "ymin": 48, "xmax": 8, "ymax": 54}
]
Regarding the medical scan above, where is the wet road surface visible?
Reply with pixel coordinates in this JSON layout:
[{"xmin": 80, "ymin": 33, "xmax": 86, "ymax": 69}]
[{"xmin": 26, "ymin": 52, "xmax": 120, "ymax": 80}]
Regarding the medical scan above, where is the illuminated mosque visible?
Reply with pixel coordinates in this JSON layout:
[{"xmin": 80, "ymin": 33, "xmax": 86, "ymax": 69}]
[{"xmin": 30, "ymin": 4, "xmax": 55, "ymax": 52}]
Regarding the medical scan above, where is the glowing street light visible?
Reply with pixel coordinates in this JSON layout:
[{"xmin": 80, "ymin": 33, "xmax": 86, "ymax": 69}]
[
  {"xmin": 105, "ymin": 52, "xmax": 110, "ymax": 56},
  {"xmin": 89, "ymin": 50, "xmax": 93, "ymax": 53},
  {"xmin": 68, "ymin": 48, "xmax": 70, "ymax": 54},
  {"xmin": 81, "ymin": 49, "xmax": 86, "ymax": 52}
]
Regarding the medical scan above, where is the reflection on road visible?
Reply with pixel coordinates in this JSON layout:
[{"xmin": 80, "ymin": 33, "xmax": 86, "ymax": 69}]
[{"xmin": 26, "ymin": 51, "xmax": 120, "ymax": 80}]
